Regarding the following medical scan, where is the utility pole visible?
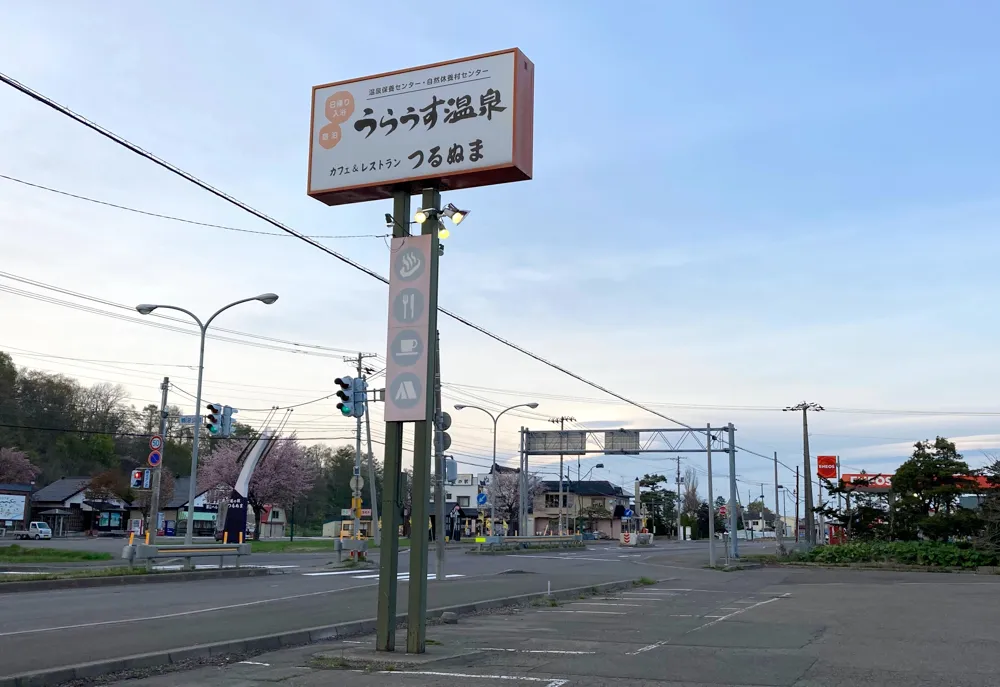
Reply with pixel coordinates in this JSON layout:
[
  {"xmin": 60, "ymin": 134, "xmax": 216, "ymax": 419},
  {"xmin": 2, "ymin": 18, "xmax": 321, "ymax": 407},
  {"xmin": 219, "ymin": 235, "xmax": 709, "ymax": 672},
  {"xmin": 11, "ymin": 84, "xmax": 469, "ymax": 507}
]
[
  {"xmin": 146, "ymin": 376, "xmax": 169, "ymax": 545},
  {"xmin": 364, "ymin": 375, "xmax": 380, "ymax": 547},
  {"xmin": 783, "ymin": 402, "xmax": 823, "ymax": 545},
  {"xmin": 727, "ymin": 423, "xmax": 738, "ymax": 559},
  {"xmin": 549, "ymin": 416, "xmax": 575, "ymax": 535},
  {"xmin": 433, "ymin": 331, "xmax": 445, "ymax": 582},
  {"xmin": 675, "ymin": 455, "xmax": 682, "ymax": 541}
]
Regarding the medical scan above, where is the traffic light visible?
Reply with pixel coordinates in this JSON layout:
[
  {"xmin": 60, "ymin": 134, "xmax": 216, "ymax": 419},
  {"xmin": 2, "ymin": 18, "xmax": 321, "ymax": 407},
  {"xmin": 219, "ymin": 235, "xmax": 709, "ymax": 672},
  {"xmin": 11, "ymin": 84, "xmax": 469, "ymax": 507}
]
[
  {"xmin": 130, "ymin": 470, "xmax": 144, "ymax": 488},
  {"xmin": 221, "ymin": 405, "xmax": 238, "ymax": 438},
  {"xmin": 352, "ymin": 377, "xmax": 368, "ymax": 418},
  {"xmin": 335, "ymin": 376, "xmax": 354, "ymax": 416},
  {"xmin": 437, "ymin": 411, "xmax": 452, "ymax": 451},
  {"xmin": 206, "ymin": 403, "xmax": 223, "ymax": 435}
]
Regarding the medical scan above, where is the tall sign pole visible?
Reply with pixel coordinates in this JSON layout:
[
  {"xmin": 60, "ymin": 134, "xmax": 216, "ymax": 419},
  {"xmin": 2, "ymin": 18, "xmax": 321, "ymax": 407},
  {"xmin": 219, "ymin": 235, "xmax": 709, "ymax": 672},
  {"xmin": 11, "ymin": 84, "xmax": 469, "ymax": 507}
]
[
  {"xmin": 433, "ymin": 330, "xmax": 446, "ymax": 583},
  {"xmin": 405, "ymin": 188, "xmax": 441, "ymax": 653},
  {"xmin": 375, "ymin": 190, "xmax": 409, "ymax": 652}
]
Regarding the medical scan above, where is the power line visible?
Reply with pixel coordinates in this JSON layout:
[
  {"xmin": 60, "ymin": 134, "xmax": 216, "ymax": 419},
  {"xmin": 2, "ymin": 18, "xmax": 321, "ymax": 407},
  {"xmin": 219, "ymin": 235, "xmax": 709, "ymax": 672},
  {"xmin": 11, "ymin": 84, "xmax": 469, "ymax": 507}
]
[
  {"xmin": 0, "ymin": 70, "xmax": 831, "ymax": 475},
  {"xmin": 0, "ymin": 173, "xmax": 389, "ymax": 240},
  {"xmin": 0, "ymin": 270, "xmax": 380, "ymax": 359}
]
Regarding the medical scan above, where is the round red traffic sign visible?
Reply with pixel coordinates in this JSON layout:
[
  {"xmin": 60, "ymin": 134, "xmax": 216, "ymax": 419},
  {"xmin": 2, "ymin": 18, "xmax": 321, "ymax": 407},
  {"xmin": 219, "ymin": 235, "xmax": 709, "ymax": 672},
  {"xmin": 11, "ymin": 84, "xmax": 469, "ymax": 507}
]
[
  {"xmin": 149, "ymin": 435, "xmax": 163, "ymax": 451},
  {"xmin": 148, "ymin": 450, "xmax": 162, "ymax": 467}
]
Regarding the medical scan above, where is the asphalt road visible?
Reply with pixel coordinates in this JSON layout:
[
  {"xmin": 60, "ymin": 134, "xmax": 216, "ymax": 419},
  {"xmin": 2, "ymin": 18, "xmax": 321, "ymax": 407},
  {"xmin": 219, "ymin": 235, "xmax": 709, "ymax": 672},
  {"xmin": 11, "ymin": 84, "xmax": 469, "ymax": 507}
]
[
  {"xmin": 98, "ymin": 565, "xmax": 1000, "ymax": 687},
  {"xmin": 1, "ymin": 541, "xmax": 719, "ymax": 678}
]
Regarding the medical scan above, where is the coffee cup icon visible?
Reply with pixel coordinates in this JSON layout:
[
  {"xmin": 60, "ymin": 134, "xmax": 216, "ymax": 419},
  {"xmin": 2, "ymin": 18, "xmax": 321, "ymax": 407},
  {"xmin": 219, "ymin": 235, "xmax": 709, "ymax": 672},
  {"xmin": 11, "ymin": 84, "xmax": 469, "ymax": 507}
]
[{"xmin": 400, "ymin": 339, "xmax": 418, "ymax": 355}]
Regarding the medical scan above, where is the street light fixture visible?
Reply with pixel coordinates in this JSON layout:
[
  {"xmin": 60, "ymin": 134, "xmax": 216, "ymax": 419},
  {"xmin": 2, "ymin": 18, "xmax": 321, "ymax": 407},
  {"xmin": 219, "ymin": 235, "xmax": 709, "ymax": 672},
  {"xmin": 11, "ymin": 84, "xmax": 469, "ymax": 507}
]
[
  {"xmin": 135, "ymin": 293, "xmax": 279, "ymax": 546},
  {"xmin": 453, "ymin": 402, "xmax": 539, "ymax": 532}
]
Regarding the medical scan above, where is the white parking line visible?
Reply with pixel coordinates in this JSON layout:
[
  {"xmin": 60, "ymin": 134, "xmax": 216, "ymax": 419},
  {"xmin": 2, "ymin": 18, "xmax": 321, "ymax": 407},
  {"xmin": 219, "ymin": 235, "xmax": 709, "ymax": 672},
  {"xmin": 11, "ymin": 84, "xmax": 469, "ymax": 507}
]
[
  {"xmin": 303, "ymin": 569, "xmax": 364, "ymax": 577},
  {"xmin": 541, "ymin": 610, "xmax": 626, "ymax": 615},
  {"xmin": 570, "ymin": 602, "xmax": 642, "ymax": 607},
  {"xmin": 381, "ymin": 671, "xmax": 568, "ymax": 685},
  {"xmin": 482, "ymin": 648, "xmax": 596, "ymax": 655}
]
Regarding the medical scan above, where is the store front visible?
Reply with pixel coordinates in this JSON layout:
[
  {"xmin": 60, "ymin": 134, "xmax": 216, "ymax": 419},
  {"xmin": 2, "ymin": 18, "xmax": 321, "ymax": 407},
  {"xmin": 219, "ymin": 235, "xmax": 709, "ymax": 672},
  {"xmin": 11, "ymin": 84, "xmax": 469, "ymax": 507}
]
[{"xmin": 175, "ymin": 509, "xmax": 219, "ymax": 537}]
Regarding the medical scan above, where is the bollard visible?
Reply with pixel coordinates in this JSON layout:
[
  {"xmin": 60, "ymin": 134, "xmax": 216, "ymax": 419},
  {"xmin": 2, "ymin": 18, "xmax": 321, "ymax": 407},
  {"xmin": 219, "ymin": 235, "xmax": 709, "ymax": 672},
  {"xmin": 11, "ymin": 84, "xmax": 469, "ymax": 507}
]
[
  {"xmin": 223, "ymin": 531, "xmax": 228, "ymax": 544},
  {"xmin": 239, "ymin": 531, "xmax": 244, "ymax": 544},
  {"xmin": 144, "ymin": 530, "xmax": 150, "ymax": 545},
  {"xmin": 129, "ymin": 532, "xmax": 134, "ymax": 546}
]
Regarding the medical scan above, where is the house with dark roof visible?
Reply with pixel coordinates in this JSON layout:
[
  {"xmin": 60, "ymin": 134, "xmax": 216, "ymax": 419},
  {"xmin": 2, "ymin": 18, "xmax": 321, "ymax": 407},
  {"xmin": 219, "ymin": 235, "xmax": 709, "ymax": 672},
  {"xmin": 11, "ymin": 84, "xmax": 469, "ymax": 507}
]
[
  {"xmin": 31, "ymin": 477, "xmax": 130, "ymax": 535},
  {"xmin": 533, "ymin": 480, "xmax": 631, "ymax": 538}
]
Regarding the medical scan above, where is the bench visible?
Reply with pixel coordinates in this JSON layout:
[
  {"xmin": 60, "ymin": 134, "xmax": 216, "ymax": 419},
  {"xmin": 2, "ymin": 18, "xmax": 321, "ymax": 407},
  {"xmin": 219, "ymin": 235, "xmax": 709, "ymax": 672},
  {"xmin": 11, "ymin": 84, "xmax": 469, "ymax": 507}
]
[{"xmin": 122, "ymin": 543, "xmax": 251, "ymax": 569}]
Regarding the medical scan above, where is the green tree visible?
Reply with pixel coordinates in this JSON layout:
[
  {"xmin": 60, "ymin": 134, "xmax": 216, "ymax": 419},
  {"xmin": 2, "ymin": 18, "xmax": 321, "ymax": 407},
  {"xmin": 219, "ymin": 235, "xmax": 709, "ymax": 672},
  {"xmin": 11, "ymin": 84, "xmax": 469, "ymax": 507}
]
[
  {"xmin": 639, "ymin": 473, "xmax": 677, "ymax": 536},
  {"xmin": 817, "ymin": 474, "xmax": 890, "ymax": 541},
  {"xmin": 891, "ymin": 437, "xmax": 981, "ymax": 541}
]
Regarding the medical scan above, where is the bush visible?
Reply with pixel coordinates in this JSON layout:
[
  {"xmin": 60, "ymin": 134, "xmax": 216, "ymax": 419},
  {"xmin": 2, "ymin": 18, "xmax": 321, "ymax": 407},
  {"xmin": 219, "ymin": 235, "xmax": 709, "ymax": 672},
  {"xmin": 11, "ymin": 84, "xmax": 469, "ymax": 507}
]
[{"xmin": 804, "ymin": 541, "xmax": 998, "ymax": 568}]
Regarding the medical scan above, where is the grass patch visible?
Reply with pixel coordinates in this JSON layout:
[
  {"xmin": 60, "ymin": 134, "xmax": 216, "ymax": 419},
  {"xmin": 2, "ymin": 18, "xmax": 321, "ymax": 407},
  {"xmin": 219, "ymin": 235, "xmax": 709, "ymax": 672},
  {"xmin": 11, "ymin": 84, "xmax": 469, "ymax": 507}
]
[
  {"xmin": 0, "ymin": 566, "xmax": 150, "ymax": 583},
  {"xmin": 309, "ymin": 656, "xmax": 355, "ymax": 670},
  {"xmin": 547, "ymin": 598, "xmax": 559, "ymax": 607},
  {"xmin": 635, "ymin": 577, "xmax": 656, "ymax": 586},
  {"xmin": 425, "ymin": 638, "xmax": 442, "ymax": 646},
  {"xmin": 0, "ymin": 545, "xmax": 112, "ymax": 563},
  {"xmin": 748, "ymin": 541, "xmax": 999, "ymax": 569}
]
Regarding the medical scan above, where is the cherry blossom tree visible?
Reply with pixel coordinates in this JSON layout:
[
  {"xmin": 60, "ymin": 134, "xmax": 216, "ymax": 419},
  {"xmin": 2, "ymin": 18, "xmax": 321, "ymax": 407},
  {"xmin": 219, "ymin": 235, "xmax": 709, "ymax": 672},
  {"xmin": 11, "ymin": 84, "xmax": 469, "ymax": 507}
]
[
  {"xmin": 197, "ymin": 438, "xmax": 317, "ymax": 539},
  {"xmin": 0, "ymin": 447, "xmax": 40, "ymax": 484}
]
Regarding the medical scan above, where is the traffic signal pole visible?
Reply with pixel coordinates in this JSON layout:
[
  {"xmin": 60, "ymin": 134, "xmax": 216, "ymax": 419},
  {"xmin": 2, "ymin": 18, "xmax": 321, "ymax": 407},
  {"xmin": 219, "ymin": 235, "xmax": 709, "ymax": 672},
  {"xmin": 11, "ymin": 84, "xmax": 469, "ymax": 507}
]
[
  {"xmin": 354, "ymin": 353, "xmax": 364, "ymax": 547},
  {"xmin": 146, "ymin": 376, "xmax": 169, "ymax": 546}
]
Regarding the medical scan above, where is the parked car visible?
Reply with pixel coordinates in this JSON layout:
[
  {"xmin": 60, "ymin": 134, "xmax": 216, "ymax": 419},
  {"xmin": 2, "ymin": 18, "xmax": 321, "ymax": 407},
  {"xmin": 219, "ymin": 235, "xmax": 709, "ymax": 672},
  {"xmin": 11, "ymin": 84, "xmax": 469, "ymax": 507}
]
[{"xmin": 8, "ymin": 522, "xmax": 52, "ymax": 540}]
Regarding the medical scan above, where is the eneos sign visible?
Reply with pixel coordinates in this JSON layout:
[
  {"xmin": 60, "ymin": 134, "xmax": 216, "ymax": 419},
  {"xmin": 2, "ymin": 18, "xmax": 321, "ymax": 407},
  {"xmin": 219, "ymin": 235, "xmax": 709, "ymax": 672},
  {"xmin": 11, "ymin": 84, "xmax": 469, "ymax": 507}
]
[
  {"xmin": 308, "ymin": 49, "xmax": 534, "ymax": 206},
  {"xmin": 817, "ymin": 455, "xmax": 838, "ymax": 479}
]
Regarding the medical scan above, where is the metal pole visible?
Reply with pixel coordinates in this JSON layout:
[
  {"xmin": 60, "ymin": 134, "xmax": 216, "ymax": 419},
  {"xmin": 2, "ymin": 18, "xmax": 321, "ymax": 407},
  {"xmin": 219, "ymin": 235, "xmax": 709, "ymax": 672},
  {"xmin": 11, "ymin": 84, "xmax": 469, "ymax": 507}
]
[
  {"xmin": 802, "ymin": 407, "xmax": 815, "ymax": 545},
  {"xmin": 184, "ymin": 326, "xmax": 208, "ymax": 547},
  {"xmin": 706, "ymin": 424, "xmax": 715, "ymax": 567},
  {"xmin": 433, "ymin": 331, "xmax": 445, "ymax": 581},
  {"xmin": 676, "ymin": 456, "xmax": 682, "ymax": 541},
  {"xmin": 365, "ymin": 395, "xmax": 380, "ymax": 547},
  {"xmin": 147, "ymin": 377, "xmax": 169, "ymax": 546},
  {"xmin": 354, "ymin": 353, "xmax": 363, "ymax": 545},
  {"xmin": 406, "ymin": 187, "xmax": 440, "ymax": 654},
  {"xmin": 491, "ymin": 415, "xmax": 498, "ymax": 535},
  {"xmin": 773, "ymin": 451, "xmax": 781, "ymax": 550},
  {"xmin": 727, "ymin": 423, "xmax": 739, "ymax": 559},
  {"xmin": 518, "ymin": 427, "xmax": 524, "ymax": 535},
  {"xmin": 795, "ymin": 466, "xmax": 800, "ymax": 543},
  {"xmin": 376, "ymin": 189, "xmax": 409, "ymax": 653}
]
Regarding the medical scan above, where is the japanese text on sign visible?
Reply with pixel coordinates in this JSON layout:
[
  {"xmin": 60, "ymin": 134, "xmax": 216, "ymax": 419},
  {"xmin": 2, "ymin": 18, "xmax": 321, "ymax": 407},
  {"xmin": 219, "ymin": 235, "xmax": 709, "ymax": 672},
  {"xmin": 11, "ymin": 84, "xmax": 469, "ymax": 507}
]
[{"xmin": 307, "ymin": 49, "xmax": 534, "ymax": 206}]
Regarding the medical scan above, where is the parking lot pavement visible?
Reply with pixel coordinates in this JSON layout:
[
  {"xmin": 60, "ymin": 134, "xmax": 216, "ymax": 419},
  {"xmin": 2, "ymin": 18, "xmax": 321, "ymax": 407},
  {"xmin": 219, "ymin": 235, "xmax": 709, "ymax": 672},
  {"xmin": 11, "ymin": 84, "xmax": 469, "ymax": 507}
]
[{"xmin": 98, "ymin": 567, "xmax": 1000, "ymax": 687}]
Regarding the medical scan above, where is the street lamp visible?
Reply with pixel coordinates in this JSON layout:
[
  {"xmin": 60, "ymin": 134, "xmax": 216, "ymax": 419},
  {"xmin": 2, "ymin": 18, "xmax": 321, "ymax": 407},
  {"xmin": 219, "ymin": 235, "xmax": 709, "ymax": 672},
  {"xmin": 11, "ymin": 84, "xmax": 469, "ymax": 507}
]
[
  {"xmin": 136, "ymin": 293, "xmax": 278, "ymax": 545},
  {"xmin": 453, "ymin": 402, "xmax": 539, "ymax": 533}
]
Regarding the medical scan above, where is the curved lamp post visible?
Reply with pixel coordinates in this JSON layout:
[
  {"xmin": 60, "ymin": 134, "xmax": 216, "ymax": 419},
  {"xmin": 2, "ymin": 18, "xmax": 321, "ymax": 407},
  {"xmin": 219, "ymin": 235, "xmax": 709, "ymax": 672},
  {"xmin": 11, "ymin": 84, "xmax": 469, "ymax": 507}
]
[
  {"xmin": 136, "ymin": 293, "xmax": 278, "ymax": 545},
  {"xmin": 453, "ymin": 402, "xmax": 539, "ymax": 534}
]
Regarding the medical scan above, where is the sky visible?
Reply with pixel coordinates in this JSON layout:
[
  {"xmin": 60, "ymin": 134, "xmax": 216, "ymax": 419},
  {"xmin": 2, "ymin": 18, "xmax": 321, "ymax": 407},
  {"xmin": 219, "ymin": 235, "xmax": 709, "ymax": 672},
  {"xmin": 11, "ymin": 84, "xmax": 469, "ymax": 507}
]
[{"xmin": 2, "ymin": 1, "xmax": 1000, "ymax": 515}]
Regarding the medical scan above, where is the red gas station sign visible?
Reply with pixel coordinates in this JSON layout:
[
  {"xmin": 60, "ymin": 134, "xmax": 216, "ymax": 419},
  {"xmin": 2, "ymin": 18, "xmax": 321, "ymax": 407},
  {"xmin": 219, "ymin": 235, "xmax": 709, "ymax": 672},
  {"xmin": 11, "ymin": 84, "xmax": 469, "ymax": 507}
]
[{"xmin": 817, "ymin": 455, "xmax": 838, "ymax": 479}]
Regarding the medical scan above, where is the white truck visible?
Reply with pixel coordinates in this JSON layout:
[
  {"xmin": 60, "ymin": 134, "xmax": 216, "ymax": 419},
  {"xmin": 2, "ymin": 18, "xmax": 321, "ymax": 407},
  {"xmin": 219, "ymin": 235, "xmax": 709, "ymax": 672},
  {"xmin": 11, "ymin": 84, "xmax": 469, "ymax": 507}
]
[{"xmin": 5, "ymin": 521, "xmax": 52, "ymax": 540}]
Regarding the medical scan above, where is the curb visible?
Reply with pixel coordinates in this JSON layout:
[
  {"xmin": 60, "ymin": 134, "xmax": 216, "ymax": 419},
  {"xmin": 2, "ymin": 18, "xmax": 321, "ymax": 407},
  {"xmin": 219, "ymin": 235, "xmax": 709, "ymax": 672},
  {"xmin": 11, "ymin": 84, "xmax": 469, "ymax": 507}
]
[
  {"xmin": 0, "ymin": 577, "xmax": 646, "ymax": 687},
  {"xmin": 0, "ymin": 567, "xmax": 271, "ymax": 594}
]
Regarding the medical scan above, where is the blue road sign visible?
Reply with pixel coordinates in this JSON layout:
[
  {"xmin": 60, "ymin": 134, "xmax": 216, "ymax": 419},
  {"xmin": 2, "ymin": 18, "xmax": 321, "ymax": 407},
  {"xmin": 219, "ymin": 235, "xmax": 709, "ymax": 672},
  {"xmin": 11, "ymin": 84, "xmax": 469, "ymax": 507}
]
[
  {"xmin": 147, "ymin": 450, "xmax": 162, "ymax": 467},
  {"xmin": 477, "ymin": 493, "xmax": 488, "ymax": 506},
  {"xmin": 142, "ymin": 469, "xmax": 152, "ymax": 489},
  {"xmin": 623, "ymin": 508, "xmax": 634, "ymax": 518},
  {"xmin": 179, "ymin": 415, "xmax": 198, "ymax": 426}
]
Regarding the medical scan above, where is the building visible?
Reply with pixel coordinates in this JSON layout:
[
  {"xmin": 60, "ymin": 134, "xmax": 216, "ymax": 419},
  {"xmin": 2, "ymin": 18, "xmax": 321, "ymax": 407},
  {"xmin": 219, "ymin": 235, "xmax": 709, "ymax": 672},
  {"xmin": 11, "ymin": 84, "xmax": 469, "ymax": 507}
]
[
  {"xmin": 533, "ymin": 480, "xmax": 631, "ymax": 537},
  {"xmin": 31, "ymin": 477, "xmax": 130, "ymax": 535},
  {"xmin": 744, "ymin": 511, "xmax": 776, "ymax": 533},
  {"xmin": 258, "ymin": 505, "xmax": 287, "ymax": 538}
]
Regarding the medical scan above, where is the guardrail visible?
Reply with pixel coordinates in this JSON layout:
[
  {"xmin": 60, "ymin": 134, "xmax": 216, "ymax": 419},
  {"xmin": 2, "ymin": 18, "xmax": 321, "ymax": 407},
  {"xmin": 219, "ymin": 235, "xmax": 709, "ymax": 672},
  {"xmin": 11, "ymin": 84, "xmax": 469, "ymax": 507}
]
[{"xmin": 122, "ymin": 542, "xmax": 251, "ymax": 569}]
